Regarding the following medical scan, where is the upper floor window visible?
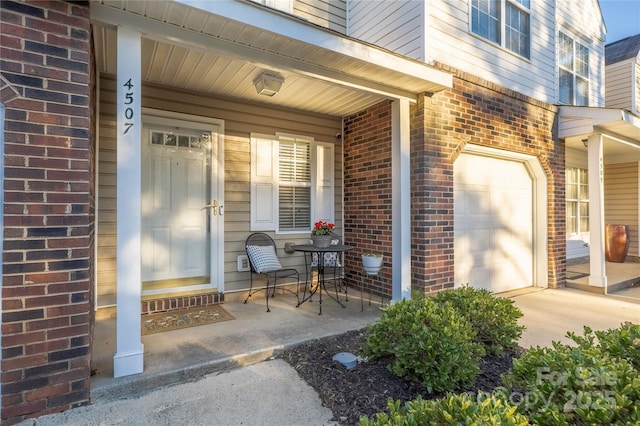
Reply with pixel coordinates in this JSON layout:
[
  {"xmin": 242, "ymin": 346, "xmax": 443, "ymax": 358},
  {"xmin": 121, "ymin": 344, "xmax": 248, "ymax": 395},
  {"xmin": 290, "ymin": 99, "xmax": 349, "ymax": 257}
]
[
  {"xmin": 559, "ymin": 32, "xmax": 589, "ymax": 106},
  {"xmin": 249, "ymin": 0, "xmax": 292, "ymax": 13},
  {"xmin": 471, "ymin": 0, "xmax": 530, "ymax": 58}
]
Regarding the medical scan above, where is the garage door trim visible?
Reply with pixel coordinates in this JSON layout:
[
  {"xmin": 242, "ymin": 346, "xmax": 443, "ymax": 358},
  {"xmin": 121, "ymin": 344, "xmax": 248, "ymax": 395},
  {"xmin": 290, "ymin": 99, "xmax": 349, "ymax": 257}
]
[{"xmin": 457, "ymin": 144, "xmax": 548, "ymax": 289}]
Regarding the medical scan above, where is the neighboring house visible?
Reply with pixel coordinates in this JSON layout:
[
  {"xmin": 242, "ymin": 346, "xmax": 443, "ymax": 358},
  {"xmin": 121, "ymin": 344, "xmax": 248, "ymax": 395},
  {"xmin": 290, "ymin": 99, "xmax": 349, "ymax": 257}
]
[
  {"xmin": 602, "ymin": 34, "xmax": 640, "ymax": 264},
  {"xmin": 605, "ymin": 33, "xmax": 640, "ymax": 115},
  {"xmin": 560, "ymin": 32, "xmax": 640, "ymax": 291},
  {"xmin": 1, "ymin": 0, "xmax": 638, "ymax": 422}
]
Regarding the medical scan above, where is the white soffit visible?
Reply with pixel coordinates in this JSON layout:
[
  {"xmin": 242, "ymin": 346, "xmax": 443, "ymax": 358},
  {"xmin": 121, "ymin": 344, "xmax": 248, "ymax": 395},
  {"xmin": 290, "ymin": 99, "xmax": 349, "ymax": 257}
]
[
  {"xmin": 559, "ymin": 106, "xmax": 640, "ymax": 160},
  {"xmin": 91, "ymin": 0, "xmax": 452, "ymax": 110}
]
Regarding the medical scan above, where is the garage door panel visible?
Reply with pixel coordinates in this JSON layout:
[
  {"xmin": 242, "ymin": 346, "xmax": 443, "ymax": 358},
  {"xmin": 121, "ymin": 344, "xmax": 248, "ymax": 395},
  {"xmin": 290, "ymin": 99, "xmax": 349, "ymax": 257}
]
[
  {"xmin": 454, "ymin": 153, "xmax": 533, "ymax": 293},
  {"xmin": 463, "ymin": 266, "xmax": 491, "ymax": 290}
]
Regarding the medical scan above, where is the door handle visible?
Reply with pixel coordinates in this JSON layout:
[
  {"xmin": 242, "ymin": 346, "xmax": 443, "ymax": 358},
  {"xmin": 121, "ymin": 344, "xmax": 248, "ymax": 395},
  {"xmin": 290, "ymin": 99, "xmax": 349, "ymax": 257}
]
[{"xmin": 201, "ymin": 200, "xmax": 219, "ymax": 215}]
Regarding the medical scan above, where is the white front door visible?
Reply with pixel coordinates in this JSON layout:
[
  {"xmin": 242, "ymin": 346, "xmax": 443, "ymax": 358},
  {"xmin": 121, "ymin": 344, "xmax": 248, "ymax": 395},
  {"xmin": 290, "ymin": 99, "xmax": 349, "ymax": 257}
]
[
  {"xmin": 141, "ymin": 124, "xmax": 215, "ymax": 292},
  {"xmin": 454, "ymin": 152, "xmax": 534, "ymax": 293}
]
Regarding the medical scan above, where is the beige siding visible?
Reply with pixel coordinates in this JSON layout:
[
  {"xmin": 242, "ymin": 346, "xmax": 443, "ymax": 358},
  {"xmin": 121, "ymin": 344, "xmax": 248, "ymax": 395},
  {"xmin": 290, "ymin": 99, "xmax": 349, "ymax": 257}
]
[
  {"xmin": 293, "ymin": 0, "xmax": 347, "ymax": 33},
  {"xmin": 348, "ymin": 0, "xmax": 424, "ymax": 60},
  {"xmin": 97, "ymin": 76, "xmax": 343, "ymax": 306},
  {"xmin": 605, "ymin": 60, "xmax": 633, "ymax": 110},
  {"xmin": 604, "ymin": 162, "xmax": 639, "ymax": 258},
  {"xmin": 566, "ymin": 147, "xmax": 588, "ymax": 169}
]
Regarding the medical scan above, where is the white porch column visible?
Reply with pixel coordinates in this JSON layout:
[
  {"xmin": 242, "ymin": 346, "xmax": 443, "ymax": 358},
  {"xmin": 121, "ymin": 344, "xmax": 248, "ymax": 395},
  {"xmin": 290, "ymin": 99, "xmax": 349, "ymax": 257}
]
[
  {"xmin": 391, "ymin": 99, "xmax": 412, "ymax": 302},
  {"xmin": 114, "ymin": 26, "xmax": 144, "ymax": 377},
  {"xmin": 587, "ymin": 133, "xmax": 607, "ymax": 289}
]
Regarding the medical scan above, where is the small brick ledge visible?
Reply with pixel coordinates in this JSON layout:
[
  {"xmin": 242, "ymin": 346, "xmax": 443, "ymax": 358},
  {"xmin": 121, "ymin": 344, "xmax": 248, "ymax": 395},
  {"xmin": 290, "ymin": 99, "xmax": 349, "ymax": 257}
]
[{"xmin": 141, "ymin": 291, "xmax": 224, "ymax": 315}]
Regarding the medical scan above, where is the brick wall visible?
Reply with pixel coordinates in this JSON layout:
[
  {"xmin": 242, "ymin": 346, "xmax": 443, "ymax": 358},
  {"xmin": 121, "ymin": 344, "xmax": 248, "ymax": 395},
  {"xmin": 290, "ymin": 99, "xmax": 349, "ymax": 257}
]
[
  {"xmin": 343, "ymin": 69, "xmax": 565, "ymax": 297},
  {"xmin": 343, "ymin": 101, "xmax": 394, "ymax": 298},
  {"xmin": 0, "ymin": 1, "xmax": 94, "ymax": 423}
]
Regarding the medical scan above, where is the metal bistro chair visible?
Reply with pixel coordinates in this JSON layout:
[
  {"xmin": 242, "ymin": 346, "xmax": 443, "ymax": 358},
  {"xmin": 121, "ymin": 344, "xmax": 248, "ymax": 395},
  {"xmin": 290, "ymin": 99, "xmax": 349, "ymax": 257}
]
[{"xmin": 245, "ymin": 232, "xmax": 300, "ymax": 312}]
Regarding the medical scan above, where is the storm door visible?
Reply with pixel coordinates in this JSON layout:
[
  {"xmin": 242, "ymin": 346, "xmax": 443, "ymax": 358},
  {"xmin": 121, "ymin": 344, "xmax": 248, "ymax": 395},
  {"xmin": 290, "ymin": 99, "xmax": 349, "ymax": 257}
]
[{"xmin": 141, "ymin": 124, "xmax": 216, "ymax": 294}]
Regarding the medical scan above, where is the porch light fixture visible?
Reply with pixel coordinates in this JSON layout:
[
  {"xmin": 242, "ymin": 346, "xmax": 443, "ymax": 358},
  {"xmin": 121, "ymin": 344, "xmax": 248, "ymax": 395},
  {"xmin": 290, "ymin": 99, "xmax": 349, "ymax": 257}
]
[{"xmin": 254, "ymin": 73, "xmax": 284, "ymax": 97}]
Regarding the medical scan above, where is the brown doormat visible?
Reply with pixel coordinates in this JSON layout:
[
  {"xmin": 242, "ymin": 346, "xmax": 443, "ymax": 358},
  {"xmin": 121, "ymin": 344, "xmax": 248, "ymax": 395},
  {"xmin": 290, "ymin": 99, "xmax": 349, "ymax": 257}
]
[{"xmin": 142, "ymin": 305, "xmax": 234, "ymax": 335}]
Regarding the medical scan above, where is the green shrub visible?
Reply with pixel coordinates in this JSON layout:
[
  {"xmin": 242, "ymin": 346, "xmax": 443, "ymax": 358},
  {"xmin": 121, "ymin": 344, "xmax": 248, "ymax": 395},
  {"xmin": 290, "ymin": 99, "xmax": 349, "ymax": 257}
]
[
  {"xmin": 500, "ymin": 340, "xmax": 640, "ymax": 425},
  {"xmin": 568, "ymin": 322, "xmax": 640, "ymax": 371},
  {"xmin": 434, "ymin": 285, "xmax": 524, "ymax": 356},
  {"xmin": 359, "ymin": 392, "xmax": 531, "ymax": 426},
  {"xmin": 364, "ymin": 297, "xmax": 485, "ymax": 393}
]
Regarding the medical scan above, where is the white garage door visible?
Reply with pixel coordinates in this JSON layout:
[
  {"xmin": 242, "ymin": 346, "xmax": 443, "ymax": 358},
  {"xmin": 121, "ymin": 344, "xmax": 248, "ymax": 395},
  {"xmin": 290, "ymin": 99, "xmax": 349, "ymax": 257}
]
[{"xmin": 454, "ymin": 153, "xmax": 533, "ymax": 293}]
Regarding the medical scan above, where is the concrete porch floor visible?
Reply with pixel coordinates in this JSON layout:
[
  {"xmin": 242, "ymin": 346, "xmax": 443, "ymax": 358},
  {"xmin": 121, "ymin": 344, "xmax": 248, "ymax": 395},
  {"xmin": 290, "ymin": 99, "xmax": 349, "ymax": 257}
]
[
  {"xmin": 90, "ymin": 287, "xmax": 386, "ymax": 402},
  {"xmin": 566, "ymin": 261, "xmax": 640, "ymax": 299}
]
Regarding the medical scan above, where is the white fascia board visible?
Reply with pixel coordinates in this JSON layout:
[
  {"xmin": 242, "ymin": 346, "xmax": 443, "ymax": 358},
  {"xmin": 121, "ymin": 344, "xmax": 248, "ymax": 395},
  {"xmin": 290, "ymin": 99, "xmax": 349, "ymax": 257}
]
[
  {"xmin": 132, "ymin": 0, "xmax": 452, "ymax": 92},
  {"xmin": 558, "ymin": 106, "xmax": 640, "ymax": 138},
  {"xmin": 90, "ymin": 3, "xmax": 431, "ymax": 101},
  {"xmin": 177, "ymin": 0, "xmax": 451, "ymax": 87},
  {"xmin": 558, "ymin": 117, "xmax": 594, "ymax": 139},
  {"xmin": 559, "ymin": 106, "xmax": 626, "ymax": 123}
]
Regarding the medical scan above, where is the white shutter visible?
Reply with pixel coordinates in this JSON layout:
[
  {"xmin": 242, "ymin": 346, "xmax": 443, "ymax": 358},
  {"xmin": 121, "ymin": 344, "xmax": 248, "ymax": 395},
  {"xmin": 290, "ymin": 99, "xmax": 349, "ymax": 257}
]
[
  {"xmin": 313, "ymin": 142, "xmax": 335, "ymax": 224},
  {"xmin": 250, "ymin": 134, "xmax": 277, "ymax": 231}
]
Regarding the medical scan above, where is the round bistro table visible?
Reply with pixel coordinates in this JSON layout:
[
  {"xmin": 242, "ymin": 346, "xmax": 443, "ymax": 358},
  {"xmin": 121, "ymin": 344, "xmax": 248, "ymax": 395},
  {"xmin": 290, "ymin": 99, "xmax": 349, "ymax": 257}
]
[{"xmin": 292, "ymin": 244, "xmax": 354, "ymax": 315}]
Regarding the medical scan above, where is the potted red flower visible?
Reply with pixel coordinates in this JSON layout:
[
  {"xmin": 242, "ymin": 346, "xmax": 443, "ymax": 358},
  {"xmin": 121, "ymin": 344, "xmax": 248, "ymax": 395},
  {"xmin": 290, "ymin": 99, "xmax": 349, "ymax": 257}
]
[{"xmin": 311, "ymin": 221, "xmax": 335, "ymax": 247}]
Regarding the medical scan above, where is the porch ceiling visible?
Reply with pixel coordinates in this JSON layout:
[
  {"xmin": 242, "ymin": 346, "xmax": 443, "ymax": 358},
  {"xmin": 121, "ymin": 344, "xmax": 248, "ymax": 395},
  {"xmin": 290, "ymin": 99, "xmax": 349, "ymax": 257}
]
[
  {"xmin": 559, "ymin": 106, "xmax": 640, "ymax": 162},
  {"xmin": 90, "ymin": 0, "xmax": 452, "ymax": 117}
]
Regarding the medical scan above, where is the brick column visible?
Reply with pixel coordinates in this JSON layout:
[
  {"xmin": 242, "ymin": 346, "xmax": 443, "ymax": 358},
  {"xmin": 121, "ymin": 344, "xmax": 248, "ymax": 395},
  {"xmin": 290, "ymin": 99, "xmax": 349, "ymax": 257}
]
[
  {"xmin": 1, "ymin": 1, "xmax": 94, "ymax": 422},
  {"xmin": 343, "ymin": 100, "xmax": 394, "ymax": 298}
]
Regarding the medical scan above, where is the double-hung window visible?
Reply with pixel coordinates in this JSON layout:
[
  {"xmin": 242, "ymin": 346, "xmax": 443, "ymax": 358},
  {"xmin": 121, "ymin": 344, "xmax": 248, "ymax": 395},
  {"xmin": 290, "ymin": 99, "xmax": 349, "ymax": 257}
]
[
  {"xmin": 471, "ymin": 0, "xmax": 530, "ymax": 58},
  {"xmin": 278, "ymin": 136, "xmax": 311, "ymax": 231},
  {"xmin": 251, "ymin": 133, "xmax": 334, "ymax": 233},
  {"xmin": 566, "ymin": 167, "xmax": 589, "ymax": 237},
  {"xmin": 558, "ymin": 32, "xmax": 590, "ymax": 106}
]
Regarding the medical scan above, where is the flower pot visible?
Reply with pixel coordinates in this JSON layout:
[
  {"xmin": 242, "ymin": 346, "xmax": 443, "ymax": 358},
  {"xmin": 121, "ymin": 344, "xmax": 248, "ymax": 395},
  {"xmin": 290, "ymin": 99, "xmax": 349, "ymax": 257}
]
[
  {"xmin": 362, "ymin": 254, "xmax": 383, "ymax": 276},
  {"xmin": 311, "ymin": 235, "xmax": 332, "ymax": 248},
  {"xmin": 604, "ymin": 224, "xmax": 630, "ymax": 263}
]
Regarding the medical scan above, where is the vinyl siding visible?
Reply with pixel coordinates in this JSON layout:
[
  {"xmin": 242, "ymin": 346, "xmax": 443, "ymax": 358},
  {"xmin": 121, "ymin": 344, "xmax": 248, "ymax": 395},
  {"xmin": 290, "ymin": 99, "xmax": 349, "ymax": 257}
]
[
  {"xmin": 566, "ymin": 147, "xmax": 588, "ymax": 169},
  {"xmin": 348, "ymin": 0, "xmax": 560, "ymax": 103},
  {"xmin": 294, "ymin": 0, "xmax": 347, "ymax": 33},
  {"xmin": 605, "ymin": 59, "xmax": 633, "ymax": 110},
  {"xmin": 556, "ymin": 0, "xmax": 606, "ymax": 107},
  {"xmin": 97, "ymin": 76, "xmax": 343, "ymax": 306},
  {"xmin": 347, "ymin": 0, "xmax": 424, "ymax": 60},
  {"xmin": 604, "ymin": 162, "xmax": 639, "ymax": 258}
]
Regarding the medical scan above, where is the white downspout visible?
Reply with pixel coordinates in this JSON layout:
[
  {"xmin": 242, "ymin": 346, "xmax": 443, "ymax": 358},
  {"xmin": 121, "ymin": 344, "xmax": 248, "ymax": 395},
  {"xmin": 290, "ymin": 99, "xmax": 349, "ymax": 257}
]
[
  {"xmin": 391, "ymin": 99, "xmax": 412, "ymax": 302},
  {"xmin": 587, "ymin": 133, "xmax": 607, "ymax": 289},
  {"xmin": 114, "ymin": 26, "xmax": 144, "ymax": 377}
]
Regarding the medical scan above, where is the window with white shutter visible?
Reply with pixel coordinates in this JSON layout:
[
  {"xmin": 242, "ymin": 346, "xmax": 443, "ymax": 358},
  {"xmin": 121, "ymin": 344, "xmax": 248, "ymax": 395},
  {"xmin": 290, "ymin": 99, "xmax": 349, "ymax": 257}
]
[
  {"xmin": 250, "ymin": 133, "xmax": 334, "ymax": 233},
  {"xmin": 278, "ymin": 135, "xmax": 311, "ymax": 231}
]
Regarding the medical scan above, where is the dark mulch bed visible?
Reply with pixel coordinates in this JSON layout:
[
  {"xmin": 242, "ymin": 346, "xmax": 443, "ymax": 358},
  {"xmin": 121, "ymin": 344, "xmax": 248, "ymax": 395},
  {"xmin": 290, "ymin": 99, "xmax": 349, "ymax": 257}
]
[{"xmin": 280, "ymin": 328, "xmax": 523, "ymax": 425}]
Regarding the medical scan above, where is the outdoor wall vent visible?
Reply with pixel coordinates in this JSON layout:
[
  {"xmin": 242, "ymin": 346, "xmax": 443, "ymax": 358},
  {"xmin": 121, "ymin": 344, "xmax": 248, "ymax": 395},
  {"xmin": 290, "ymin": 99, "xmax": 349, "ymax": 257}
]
[{"xmin": 237, "ymin": 255, "xmax": 250, "ymax": 272}]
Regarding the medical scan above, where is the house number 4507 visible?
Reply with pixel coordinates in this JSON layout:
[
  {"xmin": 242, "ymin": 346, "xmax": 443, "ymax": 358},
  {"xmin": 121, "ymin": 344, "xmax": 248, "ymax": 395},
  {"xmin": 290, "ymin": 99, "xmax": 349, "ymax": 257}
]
[{"xmin": 122, "ymin": 78, "xmax": 134, "ymax": 135}]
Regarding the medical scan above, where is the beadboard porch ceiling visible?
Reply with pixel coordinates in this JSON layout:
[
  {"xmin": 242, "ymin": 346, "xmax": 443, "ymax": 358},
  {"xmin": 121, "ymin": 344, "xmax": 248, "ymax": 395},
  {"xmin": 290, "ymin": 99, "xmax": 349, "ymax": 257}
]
[{"xmin": 90, "ymin": 0, "xmax": 452, "ymax": 117}]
